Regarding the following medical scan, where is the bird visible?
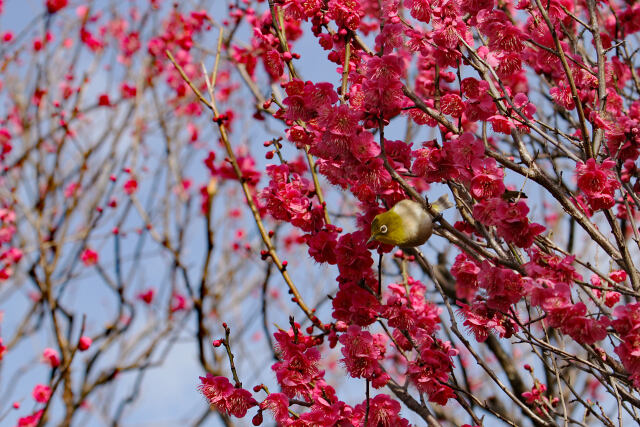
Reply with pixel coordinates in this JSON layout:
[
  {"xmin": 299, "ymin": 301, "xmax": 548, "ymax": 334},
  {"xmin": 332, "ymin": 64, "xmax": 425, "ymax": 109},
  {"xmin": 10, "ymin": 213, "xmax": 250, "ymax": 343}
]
[{"xmin": 367, "ymin": 195, "xmax": 453, "ymax": 248}]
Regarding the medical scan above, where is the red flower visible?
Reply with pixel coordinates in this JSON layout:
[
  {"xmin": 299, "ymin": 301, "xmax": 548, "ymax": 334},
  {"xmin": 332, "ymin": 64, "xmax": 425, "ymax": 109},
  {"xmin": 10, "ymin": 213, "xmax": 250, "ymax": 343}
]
[
  {"xmin": 352, "ymin": 394, "xmax": 410, "ymax": 426},
  {"xmin": 198, "ymin": 375, "xmax": 257, "ymax": 417},
  {"xmin": 81, "ymin": 248, "xmax": 98, "ymax": 266},
  {"xmin": 42, "ymin": 347, "xmax": 60, "ymax": 368},
  {"xmin": 440, "ymin": 93, "xmax": 464, "ymax": 117},
  {"xmin": 80, "ymin": 27, "xmax": 104, "ymax": 51},
  {"xmin": 17, "ymin": 410, "xmax": 43, "ymax": 427},
  {"xmin": 604, "ymin": 291, "xmax": 621, "ymax": 308},
  {"xmin": 406, "ymin": 336, "xmax": 457, "ymax": 405},
  {"xmin": 123, "ymin": 179, "xmax": 138, "ymax": 195},
  {"xmin": 271, "ymin": 328, "xmax": 323, "ymax": 398},
  {"xmin": 0, "ymin": 128, "xmax": 12, "ymax": 161},
  {"xmin": 260, "ymin": 393, "xmax": 290, "ymax": 424},
  {"xmin": 120, "ymin": 82, "xmax": 137, "ymax": 99},
  {"xmin": 478, "ymin": 11, "xmax": 525, "ymax": 53},
  {"xmin": 327, "ymin": 0, "xmax": 363, "ymax": 30},
  {"xmin": 612, "ymin": 303, "xmax": 640, "ymax": 387},
  {"xmin": 333, "ymin": 279, "xmax": 381, "ymax": 327},
  {"xmin": 262, "ymin": 49, "xmax": 283, "ymax": 80},
  {"xmin": 170, "ymin": 293, "xmax": 188, "ymax": 312},
  {"xmin": 339, "ymin": 325, "xmax": 388, "ymax": 385},
  {"xmin": 610, "ymin": 270, "xmax": 628, "ymax": 283},
  {"xmin": 448, "ymin": 132, "xmax": 484, "ymax": 174},
  {"xmin": 494, "ymin": 200, "xmax": 545, "ymax": 248},
  {"xmin": 470, "ymin": 158, "xmax": 505, "ymax": 199},
  {"xmin": 451, "ymin": 252, "xmax": 480, "ymax": 300},
  {"xmin": 46, "ymin": 0, "xmax": 67, "ymax": 14},
  {"xmin": 576, "ymin": 158, "xmax": 620, "ymax": 211},
  {"xmin": 524, "ymin": 248, "xmax": 581, "ymax": 285},
  {"xmin": 361, "ymin": 54, "xmax": 407, "ymax": 119},
  {"xmin": 557, "ymin": 303, "xmax": 609, "ymax": 344},
  {"xmin": 412, "ymin": 143, "xmax": 458, "ymax": 183},
  {"xmin": 98, "ymin": 94, "xmax": 111, "ymax": 106},
  {"xmin": 459, "ymin": 301, "xmax": 519, "ymax": 342},
  {"xmin": 78, "ymin": 336, "xmax": 92, "ymax": 351},
  {"xmin": 32, "ymin": 384, "xmax": 51, "ymax": 403},
  {"xmin": 208, "ymin": 152, "xmax": 261, "ymax": 187},
  {"xmin": 137, "ymin": 288, "xmax": 155, "ymax": 304},
  {"xmin": 382, "ymin": 279, "xmax": 441, "ymax": 334},
  {"xmin": 349, "ymin": 131, "xmax": 380, "ymax": 162},
  {"xmin": 259, "ymin": 164, "xmax": 323, "ymax": 232},
  {"xmin": 474, "ymin": 198, "xmax": 545, "ymax": 248},
  {"xmin": 550, "ymin": 83, "xmax": 575, "ymax": 110},
  {"xmin": 405, "ymin": 0, "xmax": 431, "ymax": 23},
  {"xmin": 305, "ymin": 227, "xmax": 339, "ymax": 265},
  {"xmin": 479, "ymin": 261, "xmax": 524, "ymax": 311},
  {"xmin": 522, "ymin": 382, "xmax": 547, "ymax": 404}
]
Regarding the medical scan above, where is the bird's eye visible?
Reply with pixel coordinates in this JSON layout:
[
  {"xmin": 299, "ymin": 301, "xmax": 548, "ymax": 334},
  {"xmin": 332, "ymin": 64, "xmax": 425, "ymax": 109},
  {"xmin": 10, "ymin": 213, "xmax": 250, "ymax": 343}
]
[{"xmin": 380, "ymin": 225, "xmax": 388, "ymax": 234}]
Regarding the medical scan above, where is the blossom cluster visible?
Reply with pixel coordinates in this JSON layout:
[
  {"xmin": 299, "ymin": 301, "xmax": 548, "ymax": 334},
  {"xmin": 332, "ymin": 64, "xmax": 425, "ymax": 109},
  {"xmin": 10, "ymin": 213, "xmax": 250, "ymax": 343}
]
[
  {"xmin": 200, "ymin": 325, "xmax": 413, "ymax": 425},
  {"xmin": 0, "ymin": 208, "xmax": 20, "ymax": 281},
  {"xmin": 612, "ymin": 303, "xmax": 640, "ymax": 388}
]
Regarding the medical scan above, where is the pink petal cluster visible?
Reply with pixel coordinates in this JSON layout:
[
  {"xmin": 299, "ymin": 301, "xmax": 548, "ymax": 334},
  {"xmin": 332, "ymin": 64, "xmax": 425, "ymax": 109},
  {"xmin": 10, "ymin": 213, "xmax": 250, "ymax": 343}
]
[
  {"xmin": 351, "ymin": 394, "xmax": 410, "ymax": 427},
  {"xmin": 332, "ymin": 232, "xmax": 380, "ymax": 326},
  {"xmin": 327, "ymin": 0, "xmax": 363, "ymax": 31},
  {"xmin": 78, "ymin": 336, "xmax": 92, "ymax": 351},
  {"xmin": 385, "ymin": 280, "xmax": 439, "ymax": 327},
  {"xmin": 524, "ymin": 249, "xmax": 609, "ymax": 344},
  {"xmin": 137, "ymin": 288, "xmax": 155, "ymax": 305},
  {"xmin": 32, "ymin": 384, "xmax": 51, "ymax": 403},
  {"xmin": 80, "ymin": 248, "xmax": 98, "ymax": 266},
  {"xmin": 454, "ymin": 258, "xmax": 521, "ymax": 342},
  {"xmin": 411, "ymin": 132, "xmax": 484, "ymax": 184},
  {"xmin": 450, "ymin": 252, "xmax": 480, "ymax": 300},
  {"xmin": 146, "ymin": 9, "xmax": 212, "ymax": 110},
  {"xmin": 406, "ymin": 336, "xmax": 457, "ymax": 405},
  {"xmin": 591, "ymin": 274, "xmax": 621, "ymax": 308},
  {"xmin": 474, "ymin": 198, "xmax": 545, "ymax": 248},
  {"xmin": 42, "ymin": 347, "xmax": 61, "ymax": 368},
  {"xmin": 46, "ymin": 0, "xmax": 67, "ymax": 14},
  {"xmin": 522, "ymin": 382, "xmax": 547, "ymax": 404},
  {"xmin": 575, "ymin": 158, "xmax": 620, "ymax": 211},
  {"xmin": 271, "ymin": 328, "xmax": 324, "ymax": 399},
  {"xmin": 470, "ymin": 158, "xmax": 506, "ymax": 199},
  {"xmin": 198, "ymin": 374, "xmax": 257, "ymax": 418},
  {"xmin": 0, "ymin": 128, "xmax": 12, "ymax": 162},
  {"xmin": 459, "ymin": 301, "xmax": 519, "ymax": 343},
  {"xmin": 259, "ymin": 164, "xmax": 324, "ymax": 232},
  {"xmin": 16, "ymin": 410, "xmax": 43, "ymax": 427},
  {"xmin": 260, "ymin": 388, "xmax": 353, "ymax": 425},
  {"xmin": 339, "ymin": 325, "xmax": 389, "ymax": 388},
  {"xmin": 478, "ymin": 261, "xmax": 525, "ymax": 311},
  {"xmin": 304, "ymin": 225, "xmax": 339, "ymax": 265},
  {"xmin": 0, "ymin": 208, "xmax": 19, "ymax": 281},
  {"xmin": 204, "ymin": 150, "xmax": 261, "ymax": 188},
  {"xmin": 361, "ymin": 54, "xmax": 407, "ymax": 120},
  {"xmin": 612, "ymin": 303, "xmax": 640, "ymax": 388}
]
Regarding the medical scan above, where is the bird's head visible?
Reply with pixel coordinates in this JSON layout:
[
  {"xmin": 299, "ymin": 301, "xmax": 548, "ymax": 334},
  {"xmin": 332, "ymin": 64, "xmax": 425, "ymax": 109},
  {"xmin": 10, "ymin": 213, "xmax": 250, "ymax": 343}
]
[{"xmin": 368, "ymin": 210, "xmax": 406, "ymax": 246}]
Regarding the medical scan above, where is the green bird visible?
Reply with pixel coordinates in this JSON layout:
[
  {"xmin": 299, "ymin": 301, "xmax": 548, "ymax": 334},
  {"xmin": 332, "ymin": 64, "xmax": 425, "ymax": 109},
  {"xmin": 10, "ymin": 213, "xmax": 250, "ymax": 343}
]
[{"xmin": 368, "ymin": 195, "xmax": 453, "ymax": 248}]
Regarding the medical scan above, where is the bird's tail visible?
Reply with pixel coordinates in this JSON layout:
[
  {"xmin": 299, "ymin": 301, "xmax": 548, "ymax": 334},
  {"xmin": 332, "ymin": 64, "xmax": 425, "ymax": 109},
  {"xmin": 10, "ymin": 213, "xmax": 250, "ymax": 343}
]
[{"xmin": 431, "ymin": 194, "xmax": 454, "ymax": 212}]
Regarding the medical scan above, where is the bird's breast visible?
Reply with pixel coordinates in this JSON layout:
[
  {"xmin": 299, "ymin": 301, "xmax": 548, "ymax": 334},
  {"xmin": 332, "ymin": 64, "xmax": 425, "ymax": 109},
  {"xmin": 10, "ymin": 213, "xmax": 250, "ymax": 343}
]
[{"xmin": 392, "ymin": 201, "xmax": 432, "ymax": 247}]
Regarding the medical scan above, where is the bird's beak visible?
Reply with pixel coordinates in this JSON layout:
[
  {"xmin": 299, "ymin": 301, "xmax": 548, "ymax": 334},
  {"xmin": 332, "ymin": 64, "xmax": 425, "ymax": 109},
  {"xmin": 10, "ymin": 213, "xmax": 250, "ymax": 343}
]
[{"xmin": 366, "ymin": 235, "xmax": 376, "ymax": 245}]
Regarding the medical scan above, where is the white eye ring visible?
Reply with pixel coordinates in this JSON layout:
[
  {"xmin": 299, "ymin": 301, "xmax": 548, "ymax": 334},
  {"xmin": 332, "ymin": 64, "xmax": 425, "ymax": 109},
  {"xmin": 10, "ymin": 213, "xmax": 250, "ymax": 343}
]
[{"xmin": 380, "ymin": 225, "xmax": 388, "ymax": 233}]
